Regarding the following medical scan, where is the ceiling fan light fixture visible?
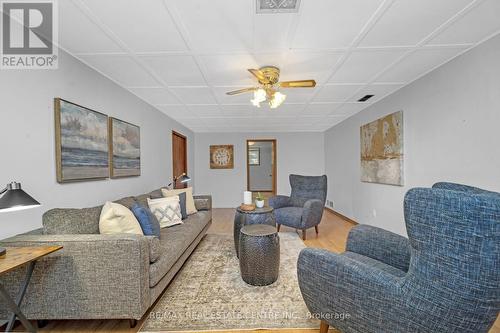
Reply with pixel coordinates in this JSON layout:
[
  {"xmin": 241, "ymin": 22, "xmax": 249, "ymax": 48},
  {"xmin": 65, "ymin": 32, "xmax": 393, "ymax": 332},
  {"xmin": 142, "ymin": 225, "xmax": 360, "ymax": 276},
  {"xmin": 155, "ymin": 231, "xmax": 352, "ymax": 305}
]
[
  {"xmin": 251, "ymin": 88, "xmax": 266, "ymax": 107},
  {"xmin": 269, "ymin": 91, "xmax": 286, "ymax": 109}
]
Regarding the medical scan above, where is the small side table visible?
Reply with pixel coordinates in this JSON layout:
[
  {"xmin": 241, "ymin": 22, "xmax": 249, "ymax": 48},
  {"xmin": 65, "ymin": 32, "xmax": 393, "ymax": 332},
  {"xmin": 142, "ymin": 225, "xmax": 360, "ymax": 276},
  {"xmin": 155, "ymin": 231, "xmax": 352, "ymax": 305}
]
[
  {"xmin": 234, "ymin": 206, "xmax": 275, "ymax": 258},
  {"xmin": 239, "ymin": 224, "xmax": 280, "ymax": 286},
  {"xmin": 0, "ymin": 246, "xmax": 62, "ymax": 333}
]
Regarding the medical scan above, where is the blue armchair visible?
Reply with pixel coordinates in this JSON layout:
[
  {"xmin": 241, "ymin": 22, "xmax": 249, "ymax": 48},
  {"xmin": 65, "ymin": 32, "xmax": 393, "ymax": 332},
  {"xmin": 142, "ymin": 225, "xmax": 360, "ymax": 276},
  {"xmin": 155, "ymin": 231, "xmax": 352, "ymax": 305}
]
[
  {"xmin": 298, "ymin": 182, "xmax": 500, "ymax": 333},
  {"xmin": 269, "ymin": 174, "xmax": 327, "ymax": 240}
]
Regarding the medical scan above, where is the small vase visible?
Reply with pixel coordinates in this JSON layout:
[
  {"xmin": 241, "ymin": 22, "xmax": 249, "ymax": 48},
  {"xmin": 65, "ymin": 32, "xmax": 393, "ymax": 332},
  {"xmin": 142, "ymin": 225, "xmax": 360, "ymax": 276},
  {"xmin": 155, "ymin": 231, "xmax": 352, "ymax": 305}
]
[{"xmin": 255, "ymin": 200, "xmax": 265, "ymax": 208}]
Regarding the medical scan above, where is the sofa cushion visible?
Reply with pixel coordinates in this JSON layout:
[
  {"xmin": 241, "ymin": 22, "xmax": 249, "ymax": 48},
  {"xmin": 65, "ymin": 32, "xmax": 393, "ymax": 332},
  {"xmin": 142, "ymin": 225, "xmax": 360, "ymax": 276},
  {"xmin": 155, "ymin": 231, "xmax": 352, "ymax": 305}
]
[
  {"xmin": 162, "ymin": 187, "xmax": 197, "ymax": 215},
  {"xmin": 113, "ymin": 196, "xmax": 137, "ymax": 209},
  {"xmin": 99, "ymin": 202, "xmax": 143, "ymax": 235},
  {"xmin": 134, "ymin": 194, "xmax": 150, "ymax": 207},
  {"xmin": 147, "ymin": 197, "xmax": 183, "ymax": 228},
  {"xmin": 131, "ymin": 203, "xmax": 161, "ymax": 238},
  {"xmin": 274, "ymin": 206, "xmax": 303, "ymax": 228},
  {"xmin": 43, "ymin": 206, "xmax": 102, "ymax": 235},
  {"xmin": 148, "ymin": 211, "xmax": 211, "ymax": 287},
  {"xmin": 148, "ymin": 189, "xmax": 163, "ymax": 199},
  {"xmin": 178, "ymin": 192, "xmax": 188, "ymax": 220}
]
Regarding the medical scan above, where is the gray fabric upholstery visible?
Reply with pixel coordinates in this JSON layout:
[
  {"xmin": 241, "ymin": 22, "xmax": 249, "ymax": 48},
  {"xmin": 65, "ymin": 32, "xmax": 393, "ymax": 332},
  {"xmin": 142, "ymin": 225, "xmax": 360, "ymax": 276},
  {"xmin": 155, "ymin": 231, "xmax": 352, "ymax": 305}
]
[
  {"xmin": 269, "ymin": 174, "xmax": 327, "ymax": 231},
  {"xmin": 147, "ymin": 236, "xmax": 162, "ymax": 263},
  {"xmin": 149, "ymin": 211, "xmax": 211, "ymax": 287},
  {"xmin": 194, "ymin": 195, "xmax": 212, "ymax": 211},
  {"xmin": 298, "ymin": 183, "xmax": 500, "ymax": 333},
  {"xmin": 113, "ymin": 196, "xmax": 137, "ymax": 209},
  {"xmin": 0, "ymin": 193, "xmax": 213, "ymax": 322},
  {"xmin": 42, "ymin": 206, "xmax": 102, "ymax": 235},
  {"xmin": 134, "ymin": 193, "xmax": 151, "ymax": 207},
  {"xmin": 346, "ymin": 224, "xmax": 411, "ymax": 272},
  {"xmin": 289, "ymin": 174, "xmax": 327, "ymax": 207}
]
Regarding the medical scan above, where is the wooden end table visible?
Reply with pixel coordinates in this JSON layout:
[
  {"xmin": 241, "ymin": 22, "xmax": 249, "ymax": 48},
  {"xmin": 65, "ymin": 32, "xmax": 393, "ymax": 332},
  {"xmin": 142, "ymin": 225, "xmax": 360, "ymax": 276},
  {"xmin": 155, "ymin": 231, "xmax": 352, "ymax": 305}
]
[{"xmin": 0, "ymin": 246, "xmax": 62, "ymax": 333}]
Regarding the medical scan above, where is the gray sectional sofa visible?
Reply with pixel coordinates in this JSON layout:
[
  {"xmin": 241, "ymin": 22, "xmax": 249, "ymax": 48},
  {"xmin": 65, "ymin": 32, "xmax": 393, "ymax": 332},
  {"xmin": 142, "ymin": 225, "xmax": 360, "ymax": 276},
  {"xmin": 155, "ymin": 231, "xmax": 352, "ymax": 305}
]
[{"xmin": 0, "ymin": 188, "xmax": 212, "ymax": 324}]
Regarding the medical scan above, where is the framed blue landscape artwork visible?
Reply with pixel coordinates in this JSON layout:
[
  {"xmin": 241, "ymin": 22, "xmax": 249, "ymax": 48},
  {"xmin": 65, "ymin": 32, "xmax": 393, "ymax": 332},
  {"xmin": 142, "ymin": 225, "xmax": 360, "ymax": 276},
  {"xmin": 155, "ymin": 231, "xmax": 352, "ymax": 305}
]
[
  {"xmin": 55, "ymin": 98, "xmax": 109, "ymax": 183},
  {"xmin": 109, "ymin": 117, "xmax": 141, "ymax": 178}
]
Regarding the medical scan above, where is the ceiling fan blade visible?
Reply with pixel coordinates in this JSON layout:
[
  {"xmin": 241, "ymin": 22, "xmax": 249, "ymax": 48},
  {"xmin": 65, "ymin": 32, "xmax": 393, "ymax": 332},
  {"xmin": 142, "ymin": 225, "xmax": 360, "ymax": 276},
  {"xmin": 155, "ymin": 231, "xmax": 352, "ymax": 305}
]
[
  {"xmin": 279, "ymin": 80, "xmax": 316, "ymax": 88},
  {"xmin": 226, "ymin": 87, "xmax": 257, "ymax": 95},
  {"xmin": 248, "ymin": 69, "xmax": 270, "ymax": 84}
]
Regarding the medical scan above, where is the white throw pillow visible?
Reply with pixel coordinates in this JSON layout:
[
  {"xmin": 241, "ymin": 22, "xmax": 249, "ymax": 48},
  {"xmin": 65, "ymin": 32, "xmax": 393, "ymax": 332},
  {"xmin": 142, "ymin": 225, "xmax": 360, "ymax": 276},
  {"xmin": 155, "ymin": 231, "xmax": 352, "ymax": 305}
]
[
  {"xmin": 99, "ymin": 202, "xmax": 143, "ymax": 235},
  {"xmin": 161, "ymin": 187, "xmax": 198, "ymax": 215},
  {"xmin": 147, "ymin": 196, "xmax": 183, "ymax": 228}
]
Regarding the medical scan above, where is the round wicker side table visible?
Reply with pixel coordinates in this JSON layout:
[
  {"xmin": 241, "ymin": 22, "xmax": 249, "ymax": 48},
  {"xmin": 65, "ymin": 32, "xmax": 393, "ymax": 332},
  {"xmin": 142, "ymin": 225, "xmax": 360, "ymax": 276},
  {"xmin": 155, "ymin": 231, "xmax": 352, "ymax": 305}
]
[
  {"xmin": 239, "ymin": 224, "xmax": 280, "ymax": 286},
  {"xmin": 234, "ymin": 206, "xmax": 275, "ymax": 258}
]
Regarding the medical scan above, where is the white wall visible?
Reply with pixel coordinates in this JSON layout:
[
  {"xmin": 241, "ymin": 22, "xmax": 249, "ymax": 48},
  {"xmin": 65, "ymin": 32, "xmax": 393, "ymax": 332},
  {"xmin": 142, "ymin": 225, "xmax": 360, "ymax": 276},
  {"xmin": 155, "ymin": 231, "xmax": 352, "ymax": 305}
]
[
  {"xmin": 249, "ymin": 141, "xmax": 273, "ymax": 191},
  {"xmin": 0, "ymin": 50, "xmax": 194, "ymax": 239},
  {"xmin": 194, "ymin": 132, "xmax": 325, "ymax": 207},
  {"xmin": 324, "ymin": 34, "xmax": 500, "ymax": 235}
]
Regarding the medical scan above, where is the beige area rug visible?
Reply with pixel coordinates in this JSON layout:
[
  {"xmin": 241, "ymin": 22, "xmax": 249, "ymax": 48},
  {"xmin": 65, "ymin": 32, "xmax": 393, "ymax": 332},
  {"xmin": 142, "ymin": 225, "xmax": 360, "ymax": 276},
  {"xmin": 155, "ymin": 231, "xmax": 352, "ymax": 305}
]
[{"xmin": 140, "ymin": 233, "xmax": 320, "ymax": 332}]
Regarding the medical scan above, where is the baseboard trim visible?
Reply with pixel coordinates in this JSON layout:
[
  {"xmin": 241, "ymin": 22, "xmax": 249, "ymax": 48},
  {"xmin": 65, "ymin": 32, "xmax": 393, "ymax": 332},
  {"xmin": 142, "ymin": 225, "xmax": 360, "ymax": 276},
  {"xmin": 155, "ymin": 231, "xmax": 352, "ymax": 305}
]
[{"xmin": 324, "ymin": 207, "xmax": 358, "ymax": 225}]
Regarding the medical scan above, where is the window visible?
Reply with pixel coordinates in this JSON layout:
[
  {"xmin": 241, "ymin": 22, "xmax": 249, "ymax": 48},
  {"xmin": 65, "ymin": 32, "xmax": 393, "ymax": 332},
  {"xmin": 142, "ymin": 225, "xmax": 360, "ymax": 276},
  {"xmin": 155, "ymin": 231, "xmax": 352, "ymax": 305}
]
[{"xmin": 248, "ymin": 148, "xmax": 260, "ymax": 165}]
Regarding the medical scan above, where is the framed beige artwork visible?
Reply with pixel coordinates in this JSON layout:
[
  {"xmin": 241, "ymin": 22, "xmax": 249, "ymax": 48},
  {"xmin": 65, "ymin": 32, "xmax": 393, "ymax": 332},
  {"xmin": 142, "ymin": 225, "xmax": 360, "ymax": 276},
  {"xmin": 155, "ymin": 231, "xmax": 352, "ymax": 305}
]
[
  {"xmin": 210, "ymin": 145, "xmax": 234, "ymax": 169},
  {"xmin": 360, "ymin": 111, "xmax": 404, "ymax": 186},
  {"xmin": 109, "ymin": 117, "xmax": 141, "ymax": 178}
]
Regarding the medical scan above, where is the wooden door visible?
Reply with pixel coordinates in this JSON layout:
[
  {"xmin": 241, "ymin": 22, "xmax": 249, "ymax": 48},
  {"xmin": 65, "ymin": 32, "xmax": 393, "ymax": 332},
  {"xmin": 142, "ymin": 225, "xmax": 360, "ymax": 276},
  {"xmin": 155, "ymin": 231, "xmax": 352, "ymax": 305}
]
[{"xmin": 172, "ymin": 131, "xmax": 187, "ymax": 189}]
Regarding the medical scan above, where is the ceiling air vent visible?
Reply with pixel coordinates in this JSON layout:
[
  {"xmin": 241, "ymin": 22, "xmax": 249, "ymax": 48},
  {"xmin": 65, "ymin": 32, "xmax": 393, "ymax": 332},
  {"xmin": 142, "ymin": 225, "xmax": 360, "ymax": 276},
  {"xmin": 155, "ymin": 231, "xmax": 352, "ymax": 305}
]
[
  {"xmin": 256, "ymin": 0, "xmax": 301, "ymax": 13},
  {"xmin": 358, "ymin": 95, "xmax": 374, "ymax": 102}
]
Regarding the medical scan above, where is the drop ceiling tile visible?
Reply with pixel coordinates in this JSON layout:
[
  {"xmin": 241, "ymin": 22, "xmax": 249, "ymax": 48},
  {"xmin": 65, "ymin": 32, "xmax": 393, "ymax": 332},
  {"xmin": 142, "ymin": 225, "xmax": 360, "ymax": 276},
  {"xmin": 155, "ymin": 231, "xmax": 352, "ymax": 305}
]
[
  {"xmin": 59, "ymin": 1, "xmax": 122, "ymax": 54},
  {"xmin": 169, "ymin": 87, "xmax": 216, "ymax": 104},
  {"xmin": 172, "ymin": 0, "xmax": 253, "ymax": 52},
  {"xmin": 305, "ymin": 103, "xmax": 344, "ymax": 116},
  {"xmin": 292, "ymin": 0, "xmax": 384, "ymax": 48},
  {"xmin": 350, "ymin": 83, "xmax": 404, "ymax": 103},
  {"xmin": 429, "ymin": 0, "xmax": 500, "ymax": 45},
  {"xmin": 283, "ymin": 88, "xmax": 317, "ymax": 103},
  {"xmin": 282, "ymin": 51, "xmax": 344, "ymax": 84},
  {"xmin": 376, "ymin": 47, "xmax": 467, "ymax": 83},
  {"xmin": 220, "ymin": 105, "xmax": 257, "ymax": 118},
  {"xmin": 254, "ymin": 13, "xmax": 294, "ymax": 51},
  {"xmin": 129, "ymin": 88, "xmax": 180, "ymax": 104},
  {"xmin": 329, "ymin": 49, "xmax": 407, "ymax": 83},
  {"xmin": 78, "ymin": 55, "xmax": 159, "ymax": 86},
  {"xmin": 267, "ymin": 104, "xmax": 305, "ymax": 117},
  {"xmin": 187, "ymin": 105, "xmax": 223, "ymax": 117},
  {"xmin": 156, "ymin": 105, "xmax": 194, "ymax": 119},
  {"xmin": 82, "ymin": 0, "xmax": 187, "ymax": 52},
  {"xmin": 334, "ymin": 103, "xmax": 369, "ymax": 116},
  {"xmin": 312, "ymin": 84, "xmax": 363, "ymax": 103},
  {"xmin": 360, "ymin": 0, "xmax": 472, "ymax": 47},
  {"xmin": 139, "ymin": 55, "xmax": 206, "ymax": 85}
]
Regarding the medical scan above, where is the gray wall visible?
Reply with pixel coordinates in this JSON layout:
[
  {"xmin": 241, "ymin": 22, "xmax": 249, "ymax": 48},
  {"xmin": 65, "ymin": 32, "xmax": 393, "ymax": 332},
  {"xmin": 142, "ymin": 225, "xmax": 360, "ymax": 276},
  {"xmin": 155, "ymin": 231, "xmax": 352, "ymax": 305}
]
[
  {"xmin": 0, "ymin": 50, "xmax": 194, "ymax": 239},
  {"xmin": 324, "ymin": 34, "xmax": 500, "ymax": 235},
  {"xmin": 249, "ymin": 141, "xmax": 273, "ymax": 191},
  {"xmin": 194, "ymin": 132, "xmax": 325, "ymax": 207}
]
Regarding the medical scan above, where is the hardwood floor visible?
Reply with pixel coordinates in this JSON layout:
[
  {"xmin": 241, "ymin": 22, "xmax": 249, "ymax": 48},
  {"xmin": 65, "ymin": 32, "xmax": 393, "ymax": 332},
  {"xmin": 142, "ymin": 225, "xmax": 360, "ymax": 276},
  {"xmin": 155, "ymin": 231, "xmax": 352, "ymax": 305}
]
[{"xmin": 4, "ymin": 208, "xmax": 499, "ymax": 332}]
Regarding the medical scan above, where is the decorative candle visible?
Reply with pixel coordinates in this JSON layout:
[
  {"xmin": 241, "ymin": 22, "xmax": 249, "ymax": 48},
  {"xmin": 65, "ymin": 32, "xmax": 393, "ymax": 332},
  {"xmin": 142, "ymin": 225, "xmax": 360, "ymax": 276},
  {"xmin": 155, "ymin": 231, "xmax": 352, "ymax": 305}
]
[{"xmin": 244, "ymin": 191, "xmax": 252, "ymax": 205}]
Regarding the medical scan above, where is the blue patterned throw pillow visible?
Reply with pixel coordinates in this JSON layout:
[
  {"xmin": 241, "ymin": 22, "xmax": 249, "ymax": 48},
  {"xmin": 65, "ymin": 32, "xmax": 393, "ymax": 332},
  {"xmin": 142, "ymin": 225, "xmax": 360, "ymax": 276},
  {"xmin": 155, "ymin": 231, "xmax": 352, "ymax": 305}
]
[{"xmin": 131, "ymin": 203, "xmax": 161, "ymax": 238}]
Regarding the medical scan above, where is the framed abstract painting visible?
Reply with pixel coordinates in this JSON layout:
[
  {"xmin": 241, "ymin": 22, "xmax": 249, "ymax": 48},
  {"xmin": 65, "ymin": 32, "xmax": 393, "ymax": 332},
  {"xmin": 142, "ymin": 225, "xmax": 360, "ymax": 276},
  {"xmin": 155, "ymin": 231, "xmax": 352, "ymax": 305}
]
[
  {"xmin": 109, "ymin": 118, "xmax": 141, "ymax": 178},
  {"xmin": 54, "ymin": 98, "xmax": 109, "ymax": 183},
  {"xmin": 360, "ymin": 111, "xmax": 404, "ymax": 186}
]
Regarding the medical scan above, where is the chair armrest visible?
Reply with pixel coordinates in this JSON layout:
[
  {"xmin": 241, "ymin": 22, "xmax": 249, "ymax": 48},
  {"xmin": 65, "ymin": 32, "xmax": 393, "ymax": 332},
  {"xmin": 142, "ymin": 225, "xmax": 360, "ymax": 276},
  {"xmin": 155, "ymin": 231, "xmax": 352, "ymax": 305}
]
[
  {"xmin": 346, "ymin": 225, "xmax": 411, "ymax": 272},
  {"xmin": 194, "ymin": 195, "xmax": 212, "ymax": 211},
  {"xmin": 301, "ymin": 199, "xmax": 324, "ymax": 228},
  {"xmin": 297, "ymin": 248, "xmax": 403, "ymax": 326},
  {"xmin": 0, "ymin": 233, "xmax": 150, "ymax": 320},
  {"xmin": 269, "ymin": 195, "xmax": 291, "ymax": 209}
]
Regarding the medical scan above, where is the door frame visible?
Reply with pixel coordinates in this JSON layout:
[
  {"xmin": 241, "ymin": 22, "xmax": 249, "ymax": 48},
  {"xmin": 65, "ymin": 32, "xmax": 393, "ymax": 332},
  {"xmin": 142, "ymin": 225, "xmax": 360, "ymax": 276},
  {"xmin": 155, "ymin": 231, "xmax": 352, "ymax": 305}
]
[
  {"xmin": 172, "ymin": 130, "xmax": 187, "ymax": 188},
  {"xmin": 246, "ymin": 139, "xmax": 277, "ymax": 194}
]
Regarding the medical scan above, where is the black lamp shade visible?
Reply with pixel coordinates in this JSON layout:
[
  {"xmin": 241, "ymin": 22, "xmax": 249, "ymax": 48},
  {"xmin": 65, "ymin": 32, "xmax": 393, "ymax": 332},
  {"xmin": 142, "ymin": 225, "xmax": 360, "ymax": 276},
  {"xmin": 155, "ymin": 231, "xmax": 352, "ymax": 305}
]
[
  {"xmin": 178, "ymin": 174, "xmax": 191, "ymax": 183},
  {"xmin": 0, "ymin": 183, "xmax": 41, "ymax": 213}
]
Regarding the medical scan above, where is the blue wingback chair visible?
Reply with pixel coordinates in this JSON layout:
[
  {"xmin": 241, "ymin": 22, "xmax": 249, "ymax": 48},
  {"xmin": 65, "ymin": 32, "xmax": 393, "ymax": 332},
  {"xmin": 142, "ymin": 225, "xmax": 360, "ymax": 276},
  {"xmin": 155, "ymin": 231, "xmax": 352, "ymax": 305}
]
[
  {"xmin": 298, "ymin": 182, "xmax": 500, "ymax": 333},
  {"xmin": 269, "ymin": 174, "xmax": 327, "ymax": 240}
]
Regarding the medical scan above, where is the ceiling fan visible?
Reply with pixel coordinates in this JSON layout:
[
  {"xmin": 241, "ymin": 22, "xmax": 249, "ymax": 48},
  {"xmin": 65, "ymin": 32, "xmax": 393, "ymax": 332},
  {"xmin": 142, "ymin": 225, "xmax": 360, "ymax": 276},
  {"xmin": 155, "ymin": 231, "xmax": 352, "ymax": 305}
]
[{"xmin": 226, "ymin": 66, "xmax": 316, "ymax": 109}]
